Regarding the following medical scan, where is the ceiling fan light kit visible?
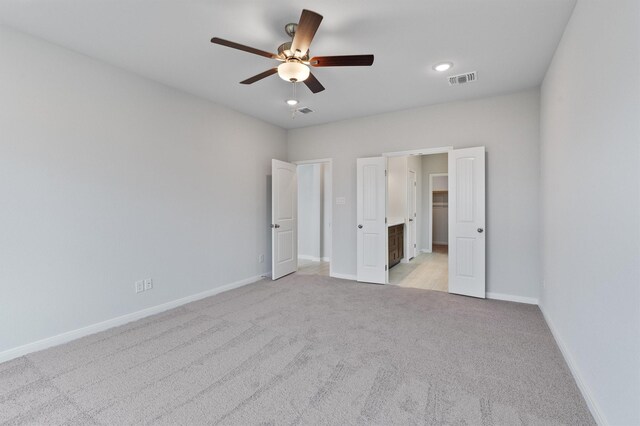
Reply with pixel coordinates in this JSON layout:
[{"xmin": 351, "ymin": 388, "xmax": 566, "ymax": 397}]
[
  {"xmin": 210, "ymin": 9, "xmax": 374, "ymax": 100},
  {"xmin": 277, "ymin": 61, "xmax": 310, "ymax": 82}
]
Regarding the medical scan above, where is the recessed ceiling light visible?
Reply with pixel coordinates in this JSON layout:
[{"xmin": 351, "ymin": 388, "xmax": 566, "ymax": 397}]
[
  {"xmin": 286, "ymin": 99, "xmax": 298, "ymax": 106},
  {"xmin": 433, "ymin": 62, "xmax": 453, "ymax": 72}
]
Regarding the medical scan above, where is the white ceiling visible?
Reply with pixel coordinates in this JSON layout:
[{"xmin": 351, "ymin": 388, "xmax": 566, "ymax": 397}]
[{"xmin": 0, "ymin": 0, "xmax": 576, "ymax": 129}]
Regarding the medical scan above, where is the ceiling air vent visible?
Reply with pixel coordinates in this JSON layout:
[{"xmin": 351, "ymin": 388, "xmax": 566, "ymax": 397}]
[
  {"xmin": 448, "ymin": 71, "xmax": 477, "ymax": 86},
  {"xmin": 297, "ymin": 107, "xmax": 314, "ymax": 114}
]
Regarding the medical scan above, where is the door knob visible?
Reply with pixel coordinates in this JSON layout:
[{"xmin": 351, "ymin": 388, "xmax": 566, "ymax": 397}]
[
  {"xmin": 477, "ymin": 228, "xmax": 484, "ymax": 233},
  {"xmin": 275, "ymin": 224, "xmax": 280, "ymax": 228},
  {"xmin": 409, "ymin": 218, "xmax": 414, "ymax": 222},
  {"xmin": 358, "ymin": 224, "xmax": 363, "ymax": 229}
]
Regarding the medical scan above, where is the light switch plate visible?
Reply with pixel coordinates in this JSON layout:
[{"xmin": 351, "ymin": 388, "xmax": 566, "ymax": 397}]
[
  {"xmin": 144, "ymin": 278, "xmax": 153, "ymax": 291},
  {"xmin": 336, "ymin": 197, "xmax": 346, "ymax": 205}
]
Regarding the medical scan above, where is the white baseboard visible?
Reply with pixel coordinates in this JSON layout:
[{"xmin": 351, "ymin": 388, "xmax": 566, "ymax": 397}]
[
  {"xmin": 330, "ymin": 272, "xmax": 357, "ymax": 281},
  {"xmin": 0, "ymin": 274, "xmax": 265, "ymax": 364},
  {"xmin": 321, "ymin": 257, "xmax": 330, "ymax": 262},
  {"xmin": 421, "ymin": 248, "xmax": 432, "ymax": 254},
  {"xmin": 539, "ymin": 305, "xmax": 606, "ymax": 426},
  {"xmin": 486, "ymin": 292, "xmax": 539, "ymax": 305}
]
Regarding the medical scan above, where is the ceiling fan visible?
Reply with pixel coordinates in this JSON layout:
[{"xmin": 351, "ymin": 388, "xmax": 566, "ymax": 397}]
[{"xmin": 210, "ymin": 9, "xmax": 374, "ymax": 94}]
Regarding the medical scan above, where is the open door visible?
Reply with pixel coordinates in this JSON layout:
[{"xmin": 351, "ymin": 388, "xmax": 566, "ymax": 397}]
[
  {"xmin": 272, "ymin": 159, "xmax": 297, "ymax": 280},
  {"xmin": 356, "ymin": 157, "xmax": 388, "ymax": 284},
  {"xmin": 408, "ymin": 170, "xmax": 417, "ymax": 260},
  {"xmin": 448, "ymin": 147, "xmax": 486, "ymax": 298}
]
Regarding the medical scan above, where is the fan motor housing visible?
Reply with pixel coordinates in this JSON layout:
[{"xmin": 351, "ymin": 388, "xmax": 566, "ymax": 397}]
[{"xmin": 277, "ymin": 41, "xmax": 309, "ymax": 61}]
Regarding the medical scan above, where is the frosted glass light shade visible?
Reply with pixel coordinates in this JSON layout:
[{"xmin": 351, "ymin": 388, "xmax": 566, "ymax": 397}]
[{"xmin": 277, "ymin": 62, "xmax": 310, "ymax": 82}]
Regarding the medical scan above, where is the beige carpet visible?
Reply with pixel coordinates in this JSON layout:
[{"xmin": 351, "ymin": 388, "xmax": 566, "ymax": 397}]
[{"xmin": 0, "ymin": 274, "xmax": 594, "ymax": 425}]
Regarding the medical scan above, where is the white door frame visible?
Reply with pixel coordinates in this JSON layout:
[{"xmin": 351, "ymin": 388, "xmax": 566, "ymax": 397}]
[
  {"xmin": 428, "ymin": 173, "xmax": 449, "ymax": 253},
  {"xmin": 384, "ymin": 147, "xmax": 452, "ymax": 260},
  {"xmin": 293, "ymin": 158, "xmax": 333, "ymax": 278},
  {"xmin": 382, "ymin": 146, "xmax": 453, "ymax": 158}
]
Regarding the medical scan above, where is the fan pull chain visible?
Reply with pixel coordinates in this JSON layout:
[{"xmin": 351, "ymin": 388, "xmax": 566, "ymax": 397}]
[{"xmin": 291, "ymin": 82, "xmax": 297, "ymax": 119}]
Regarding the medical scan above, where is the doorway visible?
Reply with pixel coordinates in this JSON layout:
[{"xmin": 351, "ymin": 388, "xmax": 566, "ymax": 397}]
[
  {"xmin": 386, "ymin": 153, "xmax": 449, "ymax": 292},
  {"xmin": 352, "ymin": 146, "xmax": 485, "ymax": 298},
  {"xmin": 295, "ymin": 160, "xmax": 332, "ymax": 276}
]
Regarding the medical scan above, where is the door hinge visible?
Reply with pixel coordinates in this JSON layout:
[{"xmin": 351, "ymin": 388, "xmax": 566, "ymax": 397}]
[
  {"xmin": 385, "ymin": 265, "xmax": 388, "ymax": 271},
  {"xmin": 414, "ymin": 244, "xmax": 416, "ymax": 248},
  {"xmin": 385, "ymin": 217, "xmax": 387, "ymax": 223},
  {"xmin": 385, "ymin": 170, "xmax": 387, "ymax": 177}
]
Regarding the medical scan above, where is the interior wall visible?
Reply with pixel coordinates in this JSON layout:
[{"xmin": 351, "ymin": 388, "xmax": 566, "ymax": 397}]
[
  {"xmin": 297, "ymin": 163, "xmax": 331, "ymax": 261},
  {"xmin": 387, "ymin": 156, "xmax": 407, "ymax": 221},
  {"xmin": 421, "ymin": 154, "xmax": 448, "ymax": 251},
  {"xmin": 432, "ymin": 176, "xmax": 449, "ymax": 246},
  {"xmin": 288, "ymin": 89, "xmax": 541, "ymax": 300},
  {"xmin": 297, "ymin": 164, "xmax": 321, "ymax": 259},
  {"xmin": 321, "ymin": 163, "xmax": 331, "ymax": 261},
  {"xmin": 0, "ymin": 26, "xmax": 287, "ymax": 354},
  {"xmin": 539, "ymin": 0, "xmax": 640, "ymax": 424}
]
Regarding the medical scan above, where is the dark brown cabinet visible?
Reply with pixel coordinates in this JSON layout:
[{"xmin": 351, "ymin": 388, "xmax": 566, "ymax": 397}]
[{"xmin": 388, "ymin": 224, "xmax": 404, "ymax": 269}]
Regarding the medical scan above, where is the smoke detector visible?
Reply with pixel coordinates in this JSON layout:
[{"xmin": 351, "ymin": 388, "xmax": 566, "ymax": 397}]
[{"xmin": 448, "ymin": 71, "xmax": 477, "ymax": 86}]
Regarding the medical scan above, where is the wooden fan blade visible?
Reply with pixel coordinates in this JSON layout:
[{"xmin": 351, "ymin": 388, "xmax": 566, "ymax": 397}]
[
  {"xmin": 211, "ymin": 37, "xmax": 277, "ymax": 59},
  {"xmin": 310, "ymin": 55, "xmax": 374, "ymax": 67},
  {"xmin": 290, "ymin": 10, "xmax": 323, "ymax": 57},
  {"xmin": 304, "ymin": 73, "xmax": 325, "ymax": 93},
  {"xmin": 240, "ymin": 68, "xmax": 278, "ymax": 84}
]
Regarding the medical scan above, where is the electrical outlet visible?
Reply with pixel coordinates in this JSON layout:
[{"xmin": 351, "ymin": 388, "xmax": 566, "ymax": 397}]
[
  {"xmin": 135, "ymin": 280, "xmax": 144, "ymax": 293},
  {"xmin": 258, "ymin": 254, "xmax": 264, "ymax": 263},
  {"xmin": 144, "ymin": 278, "xmax": 153, "ymax": 291}
]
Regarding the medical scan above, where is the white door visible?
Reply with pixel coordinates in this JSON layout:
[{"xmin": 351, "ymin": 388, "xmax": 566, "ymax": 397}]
[
  {"xmin": 408, "ymin": 170, "xmax": 417, "ymax": 259},
  {"xmin": 272, "ymin": 159, "xmax": 297, "ymax": 280},
  {"xmin": 356, "ymin": 157, "xmax": 388, "ymax": 284},
  {"xmin": 448, "ymin": 147, "xmax": 486, "ymax": 298}
]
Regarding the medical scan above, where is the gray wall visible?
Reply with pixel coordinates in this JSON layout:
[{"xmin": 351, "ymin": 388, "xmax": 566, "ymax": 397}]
[
  {"xmin": 288, "ymin": 90, "xmax": 541, "ymax": 300},
  {"xmin": 297, "ymin": 163, "xmax": 331, "ymax": 260},
  {"xmin": 321, "ymin": 163, "xmax": 331, "ymax": 261},
  {"xmin": 297, "ymin": 164, "xmax": 321, "ymax": 259},
  {"xmin": 0, "ymin": 26, "xmax": 287, "ymax": 353},
  {"xmin": 387, "ymin": 156, "xmax": 407, "ymax": 220},
  {"xmin": 539, "ymin": 0, "xmax": 640, "ymax": 424}
]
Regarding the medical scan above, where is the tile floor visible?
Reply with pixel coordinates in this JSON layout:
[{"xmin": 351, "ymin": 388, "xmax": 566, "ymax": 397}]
[
  {"xmin": 297, "ymin": 258, "xmax": 330, "ymax": 276},
  {"xmin": 389, "ymin": 245, "xmax": 448, "ymax": 292}
]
